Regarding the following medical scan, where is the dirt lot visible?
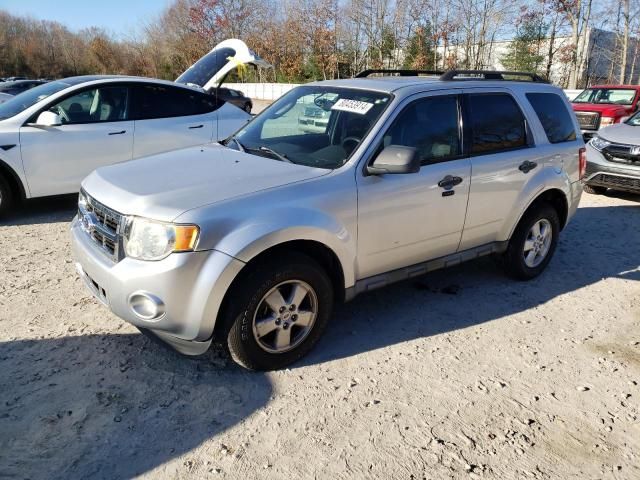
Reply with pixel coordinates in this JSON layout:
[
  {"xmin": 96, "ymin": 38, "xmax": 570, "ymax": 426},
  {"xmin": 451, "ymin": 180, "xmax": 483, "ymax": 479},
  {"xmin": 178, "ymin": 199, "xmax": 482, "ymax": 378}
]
[{"xmin": 1, "ymin": 191, "xmax": 638, "ymax": 480}]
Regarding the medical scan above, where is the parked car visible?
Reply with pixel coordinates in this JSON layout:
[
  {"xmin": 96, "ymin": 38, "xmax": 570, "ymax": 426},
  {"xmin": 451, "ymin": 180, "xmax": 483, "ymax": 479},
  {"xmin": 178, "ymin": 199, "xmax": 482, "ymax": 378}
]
[
  {"xmin": 0, "ymin": 79, "xmax": 48, "ymax": 96},
  {"xmin": 0, "ymin": 39, "xmax": 268, "ymax": 217},
  {"xmin": 71, "ymin": 69, "xmax": 584, "ymax": 370},
  {"xmin": 572, "ymin": 85, "xmax": 640, "ymax": 139},
  {"xmin": 213, "ymin": 87, "xmax": 252, "ymax": 113},
  {"xmin": 583, "ymin": 111, "xmax": 640, "ymax": 195}
]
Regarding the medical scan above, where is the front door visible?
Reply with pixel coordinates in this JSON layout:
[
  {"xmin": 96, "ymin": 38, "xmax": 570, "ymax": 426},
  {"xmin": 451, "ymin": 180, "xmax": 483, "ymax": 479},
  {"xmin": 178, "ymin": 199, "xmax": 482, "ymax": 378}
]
[
  {"xmin": 356, "ymin": 91, "xmax": 471, "ymax": 279},
  {"xmin": 20, "ymin": 85, "xmax": 133, "ymax": 197}
]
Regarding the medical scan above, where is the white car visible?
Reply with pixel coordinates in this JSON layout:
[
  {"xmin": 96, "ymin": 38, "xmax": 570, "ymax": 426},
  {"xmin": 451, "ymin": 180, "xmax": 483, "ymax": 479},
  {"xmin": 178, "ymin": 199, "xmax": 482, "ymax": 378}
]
[{"xmin": 0, "ymin": 39, "xmax": 268, "ymax": 216}]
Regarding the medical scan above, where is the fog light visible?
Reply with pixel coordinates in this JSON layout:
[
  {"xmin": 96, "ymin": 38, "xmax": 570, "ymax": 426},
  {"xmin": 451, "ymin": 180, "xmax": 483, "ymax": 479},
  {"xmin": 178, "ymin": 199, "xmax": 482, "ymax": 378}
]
[{"xmin": 128, "ymin": 292, "xmax": 165, "ymax": 321}]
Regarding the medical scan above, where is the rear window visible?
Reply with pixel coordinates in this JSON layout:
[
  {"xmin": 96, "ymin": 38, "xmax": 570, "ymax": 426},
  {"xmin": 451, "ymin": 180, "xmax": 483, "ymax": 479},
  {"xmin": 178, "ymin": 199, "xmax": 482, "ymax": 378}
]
[
  {"xmin": 133, "ymin": 85, "xmax": 219, "ymax": 120},
  {"xmin": 526, "ymin": 92, "xmax": 577, "ymax": 144},
  {"xmin": 467, "ymin": 93, "xmax": 527, "ymax": 154}
]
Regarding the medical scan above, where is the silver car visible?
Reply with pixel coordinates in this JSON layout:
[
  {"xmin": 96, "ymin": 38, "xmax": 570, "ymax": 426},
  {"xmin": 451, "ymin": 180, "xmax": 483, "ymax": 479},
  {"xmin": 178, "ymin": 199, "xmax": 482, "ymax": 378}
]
[
  {"xmin": 584, "ymin": 113, "xmax": 640, "ymax": 195},
  {"xmin": 71, "ymin": 70, "xmax": 584, "ymax": 370}
]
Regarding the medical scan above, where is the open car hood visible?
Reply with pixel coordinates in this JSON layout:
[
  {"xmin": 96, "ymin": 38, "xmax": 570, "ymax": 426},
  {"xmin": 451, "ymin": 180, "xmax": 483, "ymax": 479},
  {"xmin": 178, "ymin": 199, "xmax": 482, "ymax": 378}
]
[{"xmin": 175, "ymin": 39, "xmax": 271, "ymax": 91}]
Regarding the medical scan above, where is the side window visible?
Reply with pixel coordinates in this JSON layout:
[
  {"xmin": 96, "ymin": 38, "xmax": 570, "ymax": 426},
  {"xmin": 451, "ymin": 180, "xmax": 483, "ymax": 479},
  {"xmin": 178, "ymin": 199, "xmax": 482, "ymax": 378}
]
[
  {"xmin": 383, "ymin": 95, "xmax": 461, "ymax": 164},
  {"xmin": 49, "ymin": 86, "xmax": 129, "ymax": 124},
  {"xmin": 133, "ymin": 85, "xmax": 218, "ymax": 120},
  {"xmin": 526, "ymin": 92, "xmax": 577, "ymax": 144},
  {"xmin": 467, "ymin": 93, "xmax": 527, "ymax": 154}
]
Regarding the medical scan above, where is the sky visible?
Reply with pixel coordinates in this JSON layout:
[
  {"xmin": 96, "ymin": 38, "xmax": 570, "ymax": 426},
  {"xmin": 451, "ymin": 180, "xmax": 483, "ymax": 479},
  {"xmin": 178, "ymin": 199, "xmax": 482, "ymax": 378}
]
[{"xmin": 0, "ymin": 0, "xmax": 172, "ymax": 38}]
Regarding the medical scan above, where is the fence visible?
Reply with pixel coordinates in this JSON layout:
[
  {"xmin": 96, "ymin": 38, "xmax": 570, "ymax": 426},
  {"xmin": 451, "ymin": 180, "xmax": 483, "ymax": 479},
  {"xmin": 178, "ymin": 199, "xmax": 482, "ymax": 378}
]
[{"xmin": 227, "ymin": 82, "xmax": 583, "ymax": 102}]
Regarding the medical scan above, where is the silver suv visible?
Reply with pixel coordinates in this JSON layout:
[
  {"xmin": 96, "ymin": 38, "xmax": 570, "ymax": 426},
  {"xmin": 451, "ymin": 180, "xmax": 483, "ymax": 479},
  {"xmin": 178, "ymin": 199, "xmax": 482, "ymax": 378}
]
[{"xmin": 71, "ymin": 70, "xmax": 584, "ymax": 370}]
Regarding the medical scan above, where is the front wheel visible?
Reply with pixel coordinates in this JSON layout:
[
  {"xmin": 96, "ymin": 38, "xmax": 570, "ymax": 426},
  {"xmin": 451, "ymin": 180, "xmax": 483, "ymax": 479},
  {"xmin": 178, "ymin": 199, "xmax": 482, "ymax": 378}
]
[
  {"xmin": 224, "ymin": 253, "xmax": 333, "ymax": 370},
  {"xmin": 0, "ymin": 175, "xmax": 14, "ymax": 219},
  {"xmin": 503, "ymin": 203, "xmax": 560, "ymax": 280}
]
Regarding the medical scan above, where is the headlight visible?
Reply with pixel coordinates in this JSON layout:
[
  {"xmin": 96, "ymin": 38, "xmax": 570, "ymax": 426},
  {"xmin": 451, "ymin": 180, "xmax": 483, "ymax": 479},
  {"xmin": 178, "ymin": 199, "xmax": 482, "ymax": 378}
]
[
  {"xmin": 589, "ymin": 135, "xmax": 610, "ymax": 152},
  {"xmin": 124, "ymin": 217, "xmax": 199, "ymax": 261},
  {"xmin": 599, "ymin": 116, "xmax": 615, "ymax": 128}
]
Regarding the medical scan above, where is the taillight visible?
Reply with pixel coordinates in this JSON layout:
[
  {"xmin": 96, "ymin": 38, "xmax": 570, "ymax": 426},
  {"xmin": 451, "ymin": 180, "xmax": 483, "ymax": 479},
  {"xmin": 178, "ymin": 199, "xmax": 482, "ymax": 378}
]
[{"xmin": 579, "ymin": 147, "xmax": 587, "ymax": 179}]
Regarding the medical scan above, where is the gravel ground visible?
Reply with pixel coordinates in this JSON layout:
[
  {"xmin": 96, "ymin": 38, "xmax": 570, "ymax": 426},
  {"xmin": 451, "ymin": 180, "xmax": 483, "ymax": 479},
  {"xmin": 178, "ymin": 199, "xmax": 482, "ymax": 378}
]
[{"xmin": 1, "ymin": 191, "xmax": 639, "ymax": 480}]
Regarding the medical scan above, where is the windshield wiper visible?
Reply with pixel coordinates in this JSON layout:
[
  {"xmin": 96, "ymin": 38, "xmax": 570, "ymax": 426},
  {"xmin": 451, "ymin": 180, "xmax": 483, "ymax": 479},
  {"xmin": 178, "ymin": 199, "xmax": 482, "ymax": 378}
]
[
  {"xmin": 255, "ymin": 146, "xmax": 292, "ymax": 163},
  {"xmin": 231, "ymin": 136, "xmax": 246, "ymax": 152}
]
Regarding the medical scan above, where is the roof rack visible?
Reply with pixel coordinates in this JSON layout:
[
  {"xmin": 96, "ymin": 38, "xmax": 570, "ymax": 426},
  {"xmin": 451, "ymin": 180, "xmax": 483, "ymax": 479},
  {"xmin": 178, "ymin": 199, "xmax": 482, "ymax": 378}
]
[
  {"xmin": 439, "ymin": 70, "xmax": 548, "ymax": 83},
  {"xmin": 356, "ymin": 69, "xmax": 444, "ymax": 78}
]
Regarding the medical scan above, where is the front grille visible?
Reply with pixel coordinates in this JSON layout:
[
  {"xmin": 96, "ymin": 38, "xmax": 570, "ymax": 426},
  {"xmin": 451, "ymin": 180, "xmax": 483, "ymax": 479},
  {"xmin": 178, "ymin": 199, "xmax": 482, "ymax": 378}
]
[
  {"xmin": 602, "ymin": 142, "xmax": 640, "ymax": 165},
  {"xmin": 590, "ymin": 173, "xmax": 640, "ymax": 191},
  {"xmin": 576, "ymin": 111, "xmax": 600, "ymax": 130},
  {"xmin": 79, "ymin": 191, "xmax": 124, "ymax": 262}
]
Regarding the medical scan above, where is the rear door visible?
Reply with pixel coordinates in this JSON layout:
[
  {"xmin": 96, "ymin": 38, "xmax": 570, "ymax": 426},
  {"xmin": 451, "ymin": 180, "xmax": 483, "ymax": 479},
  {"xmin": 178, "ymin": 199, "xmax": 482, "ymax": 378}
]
[
  {"xmin": 356, "ymin": 90, "xmax": 471, "ymax": 279},
  {"xmin": 458, "ymin": 88, "xmax": 543, "ymax": 250},
  {"xmin": 131, "ymin": 84, "xmax": 218, "ymax": 158}
]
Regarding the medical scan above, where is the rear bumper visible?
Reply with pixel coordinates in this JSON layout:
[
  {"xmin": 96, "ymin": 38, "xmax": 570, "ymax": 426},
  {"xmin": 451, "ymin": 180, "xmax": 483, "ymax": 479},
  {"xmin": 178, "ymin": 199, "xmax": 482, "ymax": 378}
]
[
  {"xmin": 584, "ymin": 144, "xmax": 640, "ymax": 192},
  {"xmin": 71, "ymin": 216, "xmax": 245, "ymax": 355}
]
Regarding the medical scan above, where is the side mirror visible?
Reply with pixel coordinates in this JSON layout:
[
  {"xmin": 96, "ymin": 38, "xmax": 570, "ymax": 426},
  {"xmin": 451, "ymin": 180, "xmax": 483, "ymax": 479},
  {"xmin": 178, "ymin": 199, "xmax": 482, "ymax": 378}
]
[
  {"xmin": 33, "ymin": 110, "xmax": 62, "ymax": 127},
  {"xmin": 367, "ymin": 145, "xmax": 421, "ymax": 175}
]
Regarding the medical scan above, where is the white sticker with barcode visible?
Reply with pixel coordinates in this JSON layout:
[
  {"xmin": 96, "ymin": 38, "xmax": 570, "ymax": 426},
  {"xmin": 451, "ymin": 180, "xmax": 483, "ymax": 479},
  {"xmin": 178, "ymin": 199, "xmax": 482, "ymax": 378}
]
[{"xmin": 331, "ymin": 99, "xmax": 374, "ymax": 115}]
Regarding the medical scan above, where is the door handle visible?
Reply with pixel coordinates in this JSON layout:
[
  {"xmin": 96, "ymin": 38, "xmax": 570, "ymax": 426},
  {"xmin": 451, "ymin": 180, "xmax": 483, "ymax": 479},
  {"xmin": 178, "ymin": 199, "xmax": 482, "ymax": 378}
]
[
  {"xmin": 519, "ymin": 160, "xmax": 538, "ymax": 173},
  {"xmin": 438, "ymin": 175, "xmax": 463, "ymax": 189},
  {"xmin": 108, "ymin": 130, "xmax": 126, "ymax": 135},
  {"xmin": 188, "ymin": 124, "xmax": 204, "ymax": 129}
]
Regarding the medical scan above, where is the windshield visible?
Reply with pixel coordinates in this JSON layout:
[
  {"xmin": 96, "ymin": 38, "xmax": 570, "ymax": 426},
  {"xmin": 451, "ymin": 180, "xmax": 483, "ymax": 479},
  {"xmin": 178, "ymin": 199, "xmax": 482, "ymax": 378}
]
[
  {"xmin": 625, "ymin": 110, "xmax": 640, "ymax": 126},
  {"xmin": 228, "ymin": 86, "xmax": 392, "ymax": 170},
  {"xmin": 0, "ymin": 81, "xmax": 72, "ymax": 120},
  {"xmin": 573, "ymin": 88, "xmax": 636, "ymax": 105}
]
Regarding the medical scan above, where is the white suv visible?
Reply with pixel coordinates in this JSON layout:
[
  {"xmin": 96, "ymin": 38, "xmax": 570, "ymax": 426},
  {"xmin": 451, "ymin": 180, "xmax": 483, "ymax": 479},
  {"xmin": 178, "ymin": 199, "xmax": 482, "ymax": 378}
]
[{"xmin": 71, "ymin": 70, "xmax": 584, "ymax": 370}]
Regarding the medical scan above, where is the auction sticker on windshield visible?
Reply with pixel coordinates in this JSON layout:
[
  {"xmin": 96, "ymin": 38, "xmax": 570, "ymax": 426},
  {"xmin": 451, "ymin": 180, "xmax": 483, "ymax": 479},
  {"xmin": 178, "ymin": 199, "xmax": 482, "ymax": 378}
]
[{"xmin": 331, "ymin": 99, "xmax": 374, "ymax": 115}]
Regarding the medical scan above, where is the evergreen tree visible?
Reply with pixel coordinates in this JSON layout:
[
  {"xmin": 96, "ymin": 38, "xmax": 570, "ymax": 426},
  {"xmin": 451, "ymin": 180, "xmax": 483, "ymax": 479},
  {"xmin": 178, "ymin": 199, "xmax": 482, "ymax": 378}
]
[{"xmin": 501, "ymin": 15, "xmax": 548, "ymax": 74}]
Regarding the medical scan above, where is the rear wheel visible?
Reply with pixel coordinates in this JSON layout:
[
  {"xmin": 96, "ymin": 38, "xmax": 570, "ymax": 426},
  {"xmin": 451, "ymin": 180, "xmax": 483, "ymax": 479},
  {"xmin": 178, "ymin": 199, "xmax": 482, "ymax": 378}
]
[
  {"xmin": 583, "ymin": 184, "xmax": 607, "ymax": 195},
  {"xmin": 503, "ymin": 203, "xmax": 560, "ymax": 280},
  {"xmin": 224, "ymin": 252, "xmax": 333, "ymax": 370},
  {"xmin": 0, "ymin": 175, "xmax": 14, "ymax": 218}
]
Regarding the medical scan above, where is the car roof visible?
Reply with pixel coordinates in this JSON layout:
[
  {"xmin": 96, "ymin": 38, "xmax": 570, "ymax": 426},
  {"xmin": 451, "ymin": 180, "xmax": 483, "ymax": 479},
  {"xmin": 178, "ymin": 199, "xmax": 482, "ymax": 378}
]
[
  {"xmin": 52, "ymin": 75, "xmax": 203, "ymax": 91},
  {"xmin": 587, "ymin": 84, "xmax": 640, "ymax": 90},
  {"xmin": 312, "ymin": 76, "xmax": 562, "ymax": 94}
]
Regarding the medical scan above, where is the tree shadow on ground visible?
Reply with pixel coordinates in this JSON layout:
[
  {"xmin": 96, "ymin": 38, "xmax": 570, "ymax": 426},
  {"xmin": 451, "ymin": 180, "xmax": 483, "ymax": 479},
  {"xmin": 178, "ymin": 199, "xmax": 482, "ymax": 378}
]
[
  {"xmin": 0, "ymin": 333, "xmax": 272, "ymax": 479},
  {"xmin": 303, "ymin": 204, "xmax": 639, "ymax": 366}
]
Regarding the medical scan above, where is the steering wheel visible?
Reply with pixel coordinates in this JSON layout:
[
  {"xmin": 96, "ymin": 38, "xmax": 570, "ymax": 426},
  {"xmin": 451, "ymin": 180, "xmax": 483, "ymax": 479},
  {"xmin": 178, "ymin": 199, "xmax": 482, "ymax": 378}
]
[
  {"xmin": 341, "ymin": 136, "xmax": 361, "ymax": 153},
  {"xmin": 54, "ymin": 105, "xmax": 69, "ymax": 123}
]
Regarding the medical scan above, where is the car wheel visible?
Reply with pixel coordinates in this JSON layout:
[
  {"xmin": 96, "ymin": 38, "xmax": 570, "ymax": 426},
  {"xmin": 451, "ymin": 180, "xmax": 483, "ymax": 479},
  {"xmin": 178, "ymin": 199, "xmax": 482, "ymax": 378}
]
[
  {"xmin": 503, "ymin": 203, "xmax": 560, "ymax": 280},
  {"xmin": 225, "ymin": 252, "xmax": 333, "ymax": 370},
  {"xmin": 244, "ymin": 103, "xmax": 252, "ymax": 114},
  {"xmin": 583, "ymin": 184, "xmax": 607, "ymax": 195},
  {"xmin": 0, "ymin": 175, "xmax": 14, "ymax": 218}
]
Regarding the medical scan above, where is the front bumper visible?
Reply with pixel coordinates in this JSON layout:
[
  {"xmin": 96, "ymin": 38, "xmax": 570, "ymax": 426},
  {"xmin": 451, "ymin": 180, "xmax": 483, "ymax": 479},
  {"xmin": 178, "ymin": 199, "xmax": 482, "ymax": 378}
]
[
  {"xmin": 71, "ymin": 216, "xmax": 245, "ymax": 355},
  {"xmin": 584, "ymin": 144, "xmax": 640, "ymax": 193}
]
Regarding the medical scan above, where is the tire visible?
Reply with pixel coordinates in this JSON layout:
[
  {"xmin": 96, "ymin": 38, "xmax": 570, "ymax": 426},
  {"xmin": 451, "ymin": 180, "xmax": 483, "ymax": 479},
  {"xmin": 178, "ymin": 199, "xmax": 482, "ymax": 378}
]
[
  {"xmin": 244, "ymin": 103, "xmax": 252, "ymax": 114},
  {"xmin": 0, "ymin": 175, "xmax": 14, "ymax": 219},
  {"xmin": 583, "ymin": 184, "xmax": 607, "ymax": 195},
  {"xmin": 224, "ymin": 252, "xmax": 333, "ymax": 370},
  {"xmin": 503, "ymin": 203, "xmax": 560, "ymax": 280}
]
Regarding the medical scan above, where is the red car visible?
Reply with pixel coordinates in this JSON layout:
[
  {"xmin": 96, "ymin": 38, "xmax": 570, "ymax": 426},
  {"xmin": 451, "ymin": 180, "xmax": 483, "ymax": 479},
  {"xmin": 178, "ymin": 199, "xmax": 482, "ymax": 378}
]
[{"xmin": 571, "ymin": 85, "xmax": 640, "ymax": 138}]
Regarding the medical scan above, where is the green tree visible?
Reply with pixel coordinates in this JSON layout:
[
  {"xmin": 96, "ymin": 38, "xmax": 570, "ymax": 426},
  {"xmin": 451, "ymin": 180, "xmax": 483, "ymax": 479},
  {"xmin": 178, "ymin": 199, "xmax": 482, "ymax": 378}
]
[
  {"xmin": 403, "ymin": 24, "xmax": 437, "ymax": 70},
  {"xmin": 501, "ymin": 14, "xmax": 548, "ymax": 74}
]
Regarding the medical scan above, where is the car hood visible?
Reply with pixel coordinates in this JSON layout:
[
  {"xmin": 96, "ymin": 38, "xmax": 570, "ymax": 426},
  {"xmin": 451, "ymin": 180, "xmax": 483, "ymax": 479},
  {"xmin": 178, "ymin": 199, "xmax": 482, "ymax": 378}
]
[
  {"xmin": 82, "ymin": 143, "xmax": 330, "ymax": 222},
  {"xmin": 598, "ymin": 122, "xmax": 640, "ymax": 145},
  {"xmin": 572, "ymin": 102, "xmax": 632, "ymax": 115}
]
